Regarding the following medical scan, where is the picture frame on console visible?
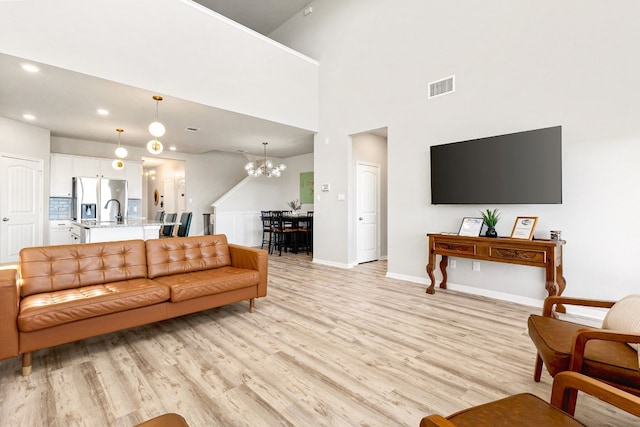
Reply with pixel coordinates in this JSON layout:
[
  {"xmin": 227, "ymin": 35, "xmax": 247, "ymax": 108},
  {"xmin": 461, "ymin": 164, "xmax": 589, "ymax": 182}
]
[
  {"xmin": 458, "ymin": 217, "xmax": 484, "ymax": 237},
  {"xmin": 510, "ymin": 216, "xmax": 538, "ymax": 240}
]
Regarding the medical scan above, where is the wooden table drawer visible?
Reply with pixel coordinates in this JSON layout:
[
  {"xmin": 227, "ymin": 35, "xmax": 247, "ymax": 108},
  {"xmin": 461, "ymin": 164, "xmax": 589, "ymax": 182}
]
[
  {"xmin": 489, "ymin": 246, "xmax": 546, "ymax": 263},
  {"xmin": 434, "ymin": 241, "xmax": 476, "ymax": 255}
]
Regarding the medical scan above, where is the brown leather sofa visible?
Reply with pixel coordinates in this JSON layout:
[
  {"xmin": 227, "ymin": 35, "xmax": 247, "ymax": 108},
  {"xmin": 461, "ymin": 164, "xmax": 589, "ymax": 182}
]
[{"xmin": 0, "ymin": 234, "xmax": 267, "ymax": 376}]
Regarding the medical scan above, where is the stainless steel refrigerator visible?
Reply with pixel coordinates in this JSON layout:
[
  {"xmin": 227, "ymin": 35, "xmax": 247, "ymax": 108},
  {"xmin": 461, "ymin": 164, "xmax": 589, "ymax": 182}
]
[{"xmin": 73, "ymin": 177, "xmax": 128, "ymax": 222}]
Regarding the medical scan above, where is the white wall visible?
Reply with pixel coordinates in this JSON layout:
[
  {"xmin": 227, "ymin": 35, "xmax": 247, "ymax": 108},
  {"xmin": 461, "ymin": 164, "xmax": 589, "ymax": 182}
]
[
  {"xmin": 271, "ymin": 0, "xmax": 640, "ymax": 307},
  {"xmin": 0, "ymin": 0, "xmax": 318, "ymax": 131},
  {"xmin": 281, "ymin": 153, "xmax": 314, "ymax": 211}
]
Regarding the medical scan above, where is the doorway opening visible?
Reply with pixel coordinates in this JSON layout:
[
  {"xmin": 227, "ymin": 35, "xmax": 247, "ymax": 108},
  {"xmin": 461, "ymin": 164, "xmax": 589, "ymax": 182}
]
[
  {"xmin": 351, "ymin": 128, "xmax": 388, "ymax": 264},
  {"xmin": 142, "ymin": 157, "xmax": 186, "ymax": 221}
]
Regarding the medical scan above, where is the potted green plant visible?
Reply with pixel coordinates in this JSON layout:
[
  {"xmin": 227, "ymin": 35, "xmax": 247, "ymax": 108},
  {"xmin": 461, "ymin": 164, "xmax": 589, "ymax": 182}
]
[
  {"xmin": 287, "ymin": 199, "xmax": 302, "ymax": 214},
  {"xmin": 480, "ymin": 208, "xmax": 500, "ymax": 238}
]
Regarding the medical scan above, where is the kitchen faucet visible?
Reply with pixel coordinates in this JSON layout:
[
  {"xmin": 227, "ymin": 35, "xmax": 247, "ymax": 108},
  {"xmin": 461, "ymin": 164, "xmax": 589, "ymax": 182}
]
[{"xmin": 104, "ymin": 199, "xmax": 123, "ymax": 223}]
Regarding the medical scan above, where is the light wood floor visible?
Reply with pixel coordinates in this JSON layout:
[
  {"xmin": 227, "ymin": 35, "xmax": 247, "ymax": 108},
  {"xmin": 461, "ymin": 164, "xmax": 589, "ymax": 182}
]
[{"xmin": 0, "ymin": 252, "xmax": 636, "ymax": 426}]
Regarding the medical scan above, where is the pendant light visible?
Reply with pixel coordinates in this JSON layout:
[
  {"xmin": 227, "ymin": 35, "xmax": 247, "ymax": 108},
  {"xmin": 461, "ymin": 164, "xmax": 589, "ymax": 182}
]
[
  {"xmin": 244, "ymin": 142, "xmax": 286, "ymax": 178},
  {"xmin": 147, "ymin": 95, "xmax": 165, "ymax": 154},
  {"xmin": 148, "ymin": 95, "xmax": 165, "ymax": 137},
  {"xmin": 147, "ymin": 138, "xmax": 164, "ymax": 155},
  {"xmin": 114, "ymin": 128, "xmax": 128, "ymax": 158},
  {"xmin": 112, "ymin": 158, "xmax": 125, "ymax": 170},
  {"xmin": 112, "ymin": 128, "xmax": 125, "ymax": 170}
]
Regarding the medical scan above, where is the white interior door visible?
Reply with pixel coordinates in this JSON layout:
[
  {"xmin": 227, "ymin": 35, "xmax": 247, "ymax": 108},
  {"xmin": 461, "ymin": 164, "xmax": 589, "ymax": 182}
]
[
  {"xmin": 356, "ymin": 162, "xmax": 379, "ymax": 263},
  {"xmin": 0, "ymin": 155, "xmax": 43, "ymax": 263}
]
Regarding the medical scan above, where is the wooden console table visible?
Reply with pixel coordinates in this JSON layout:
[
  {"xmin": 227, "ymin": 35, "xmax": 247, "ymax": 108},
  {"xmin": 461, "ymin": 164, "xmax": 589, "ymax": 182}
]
[{"xmin": 426, "ymin": 233, "xmax": 566, "ymax": 301}]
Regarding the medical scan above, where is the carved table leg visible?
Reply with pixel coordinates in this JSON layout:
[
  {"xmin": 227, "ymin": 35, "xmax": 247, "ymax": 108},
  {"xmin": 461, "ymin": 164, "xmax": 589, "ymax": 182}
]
[
  {"xmin": 426, "ymin": 262, "xmax": 435, "ymax": 294},
  {"xmin": 439, "ymin": 255, "xmax": 448, "ymax": 289}
]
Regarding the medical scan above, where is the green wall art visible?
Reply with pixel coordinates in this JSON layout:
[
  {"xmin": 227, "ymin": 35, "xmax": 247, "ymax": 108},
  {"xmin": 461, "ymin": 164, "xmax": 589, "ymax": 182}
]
[{"xmin": 300, "ymin": 171, "xmax": 314, "ymax": 204}]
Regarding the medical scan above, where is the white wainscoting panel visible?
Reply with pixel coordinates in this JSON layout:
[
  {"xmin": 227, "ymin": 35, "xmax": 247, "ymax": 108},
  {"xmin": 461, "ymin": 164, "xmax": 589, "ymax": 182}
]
[{"xmin": 214, "ymin": 211, "xmax": 262, "ymax": 247}]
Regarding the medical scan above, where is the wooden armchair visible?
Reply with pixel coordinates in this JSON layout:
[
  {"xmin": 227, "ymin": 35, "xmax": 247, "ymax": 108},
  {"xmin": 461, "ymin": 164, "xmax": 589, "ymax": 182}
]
[
  {"xmin": 420, "ymin": 371, "xmax": 640, "ymax": 426},
  {"xmin": 527, "ymin": 295, "xmax": 640, "ymax": 413}
]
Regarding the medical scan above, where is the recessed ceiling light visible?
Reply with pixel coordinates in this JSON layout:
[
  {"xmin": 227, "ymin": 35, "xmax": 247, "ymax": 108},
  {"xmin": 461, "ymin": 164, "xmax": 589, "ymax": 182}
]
[
  {"xmin": 169, "ymin": 146, "xmax": 177, "ymax": 151},
  {"xmin": 21, "ymin": 63, "xmax": 40, "ymax": 73},
  {"xmin": 23, "ymin": 114, "xmax": 36, "ymax": 120},
  {"xmin": 97, "ymin": 109, "xmax": 109, "ymax": 116}
]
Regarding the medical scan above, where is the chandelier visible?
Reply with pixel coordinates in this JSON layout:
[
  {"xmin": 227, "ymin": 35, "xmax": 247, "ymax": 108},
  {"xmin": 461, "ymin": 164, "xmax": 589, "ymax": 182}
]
[
  {"xmin": 245, "ymin": 142, "xmax": 286, "ymax": 178},
  {"xmin": 147, "ymin": 95, "xmax": 164, "ymax": 154}
]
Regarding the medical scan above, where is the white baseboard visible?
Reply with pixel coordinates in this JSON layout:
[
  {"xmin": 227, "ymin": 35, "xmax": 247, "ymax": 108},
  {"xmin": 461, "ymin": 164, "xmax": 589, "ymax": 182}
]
[
  {"xmin": 384, "ymin": 273, "xmax": 607, "ymax": 323},
  {"xmin": 312, "ymin": 258, "xmax": 356, "ymax": 269}
]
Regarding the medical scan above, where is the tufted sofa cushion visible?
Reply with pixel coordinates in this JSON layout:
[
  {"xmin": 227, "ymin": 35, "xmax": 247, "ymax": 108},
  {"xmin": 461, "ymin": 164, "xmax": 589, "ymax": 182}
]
[
  {"xmin": 145, "ymin": 234, "xmax": 232, "ymax": 279},
  {"xmin": 18, "ymin": 278, "xmax": 170, "ymax": 332},
  {"xmin": 19, "ymin": 240, "xmax": 148, "ymax": 297}
]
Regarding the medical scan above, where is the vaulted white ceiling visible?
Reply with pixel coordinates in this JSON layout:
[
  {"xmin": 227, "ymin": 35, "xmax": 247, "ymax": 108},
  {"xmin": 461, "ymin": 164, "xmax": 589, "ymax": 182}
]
[{"xmin": 0, "ymin": 1, "xmax": 316, "ymax": 158}]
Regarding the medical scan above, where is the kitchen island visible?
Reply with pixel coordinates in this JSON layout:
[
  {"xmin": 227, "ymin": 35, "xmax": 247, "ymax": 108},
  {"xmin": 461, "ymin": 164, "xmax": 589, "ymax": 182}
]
[{"xmin": 72, "ymin": 220, "xmax": 176, "ymax": 243}]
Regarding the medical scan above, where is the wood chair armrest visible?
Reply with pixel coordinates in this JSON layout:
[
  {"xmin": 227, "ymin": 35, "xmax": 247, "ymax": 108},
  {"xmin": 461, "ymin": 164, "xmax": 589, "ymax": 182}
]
[
  {"xmin": 551, "ymin": 371, "xmax": 640, "ymax": 417},
  {"xmin": 419, "ymin": 414, "xmax": 457, "ymax": 427},
  {"xmin": 570, "ymin": 328, "xmax": 640, "ymax": 371},
  {"xmin": 542, "ymin": 295, "xmax": 616, "ymax": 317}
]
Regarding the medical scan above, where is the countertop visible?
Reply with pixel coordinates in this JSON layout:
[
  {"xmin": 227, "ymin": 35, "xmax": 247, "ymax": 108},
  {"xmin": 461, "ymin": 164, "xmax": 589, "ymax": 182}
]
[{"xmin": 73, "ymin": 220, "xmax": 172, "ymax": 229}]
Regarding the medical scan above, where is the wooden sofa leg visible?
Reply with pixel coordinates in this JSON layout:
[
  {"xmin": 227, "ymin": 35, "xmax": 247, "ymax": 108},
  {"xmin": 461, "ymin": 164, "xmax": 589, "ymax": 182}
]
[
  {"xmin": 534, "ymin": 353, "xmax": 543, "ymax": 382},
  {"xmin": 22, "ymin": 352, "xmax": 32, "ymax": 376},
  {"xmin": 250, "ymin": 298, "xmax": 255, "ymax": 313}
]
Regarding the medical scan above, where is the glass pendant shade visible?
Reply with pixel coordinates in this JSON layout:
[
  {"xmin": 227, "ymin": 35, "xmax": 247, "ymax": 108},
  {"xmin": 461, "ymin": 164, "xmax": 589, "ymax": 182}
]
[
  {"xmin": 115, "ymin": 146, "xmax": 128, "ymax": 158},
  {"xmin": 147, "ymin": 138, "xmax": 164, "ymax": 155},
  {"xmin": 148, "ymin": 121, "xmax": 165, "ymax": 137},
  {"xmin": 112, "ymin": 159, "xmax": 124, "ymax": 170}
]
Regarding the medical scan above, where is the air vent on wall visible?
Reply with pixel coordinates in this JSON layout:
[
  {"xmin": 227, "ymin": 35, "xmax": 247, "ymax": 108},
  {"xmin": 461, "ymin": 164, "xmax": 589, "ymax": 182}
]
[
  {"xmin": 185, "ymin": 127, "xmax": 200, "ymax": 132},
  {"xmin": 428, "ymin": 75, "xmax": 455, "ymax": 99}
]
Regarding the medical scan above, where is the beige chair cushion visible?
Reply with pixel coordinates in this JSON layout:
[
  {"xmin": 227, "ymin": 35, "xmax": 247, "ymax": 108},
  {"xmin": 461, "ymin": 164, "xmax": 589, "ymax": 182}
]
[{"xmin": 602, "ymin": 294, "xmax": 640, "ymax": 352}]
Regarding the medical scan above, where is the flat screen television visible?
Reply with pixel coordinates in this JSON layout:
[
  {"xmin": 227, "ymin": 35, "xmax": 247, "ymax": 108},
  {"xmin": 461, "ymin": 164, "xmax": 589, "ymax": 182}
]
[{"xmin": 430, "ymin": 126, "xmax": 562, "ymax": 204}]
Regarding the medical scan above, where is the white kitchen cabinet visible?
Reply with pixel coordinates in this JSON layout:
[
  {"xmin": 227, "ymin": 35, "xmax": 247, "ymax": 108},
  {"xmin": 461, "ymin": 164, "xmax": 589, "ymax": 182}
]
[
  {"xmin": 50, "ymin": 154, "xmax": 74, "ymax": 197},
  {"xmin": 49, "ymin": 220, "xmax": 72, "ymax": 245},
  {"xmin": 51, "ymin": 154, "xmax": 143, "ymax": 198},
  {"xmin": 73, "ymin": 156, "xmax": 101, "ymax": 178}
]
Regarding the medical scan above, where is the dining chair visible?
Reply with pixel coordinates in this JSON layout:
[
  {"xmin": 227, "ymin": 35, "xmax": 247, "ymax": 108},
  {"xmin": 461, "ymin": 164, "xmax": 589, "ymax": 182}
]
[
  {"xmin": 154, "ymin": 211, "xmax": 165, "ymax": 222},
  {"xmin": 260, "ymin": 211, "xmax": 273, "ymax": 251},
  {"xmin": 420, "ymin": 371, "xmax": 640, "ymax": 426},
  {"xmin": 160, "ymin": 212, "xmax": 177, "ymax": 238},
  {"xmin": 270, "ymin": 211, "xmax": 297, "ymax": 255},
  {"xmin": 176, "ymin": 212, "xmax": 192, "ymax": 237}
]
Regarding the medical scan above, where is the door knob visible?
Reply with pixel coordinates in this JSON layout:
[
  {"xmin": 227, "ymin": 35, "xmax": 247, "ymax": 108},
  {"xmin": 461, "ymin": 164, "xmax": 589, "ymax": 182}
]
[
  {"xmin": 2, "ymin": 217, "xmax": 8, "ymax": 222},
  {"xmin": 359, "ymin": 217, "xmax": 363, "ymax": 221}
]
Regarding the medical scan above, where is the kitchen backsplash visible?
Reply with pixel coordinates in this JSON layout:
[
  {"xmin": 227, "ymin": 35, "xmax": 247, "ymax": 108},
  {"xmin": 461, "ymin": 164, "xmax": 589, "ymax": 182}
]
[
  {"xmin": 49, "ymin": 198, "xmax": 143, "ymax": 220},
  {"xmin": 49, "ymin": 197, "xmax": 73, "ymax": 220}
]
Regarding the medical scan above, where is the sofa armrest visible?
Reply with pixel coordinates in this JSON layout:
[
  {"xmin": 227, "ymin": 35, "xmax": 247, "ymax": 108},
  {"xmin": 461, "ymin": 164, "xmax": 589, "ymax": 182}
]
[
  {"xmin": 228, "ymin": 244, "xmax": 268, "ymax": 297},
  {"xmin": 541, "ymin": 295, "xmax": 616, "ymax": 317},
  {"xmin": 0, "ymin": 268, "xmax": 19, "ymax": 360}
]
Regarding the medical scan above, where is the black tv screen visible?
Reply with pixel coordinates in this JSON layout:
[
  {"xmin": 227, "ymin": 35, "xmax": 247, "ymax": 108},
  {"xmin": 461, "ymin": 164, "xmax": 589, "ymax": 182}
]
[{"xmin": 430, "ymin": 126, "xmax": 562, "ymax": 204}]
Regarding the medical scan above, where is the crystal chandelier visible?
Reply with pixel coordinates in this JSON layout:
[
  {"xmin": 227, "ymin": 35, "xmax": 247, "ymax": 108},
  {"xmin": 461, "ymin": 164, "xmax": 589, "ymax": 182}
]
[{"xmin": 245, "ymin": 142, "xmax": 286, "ymax": 178}]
